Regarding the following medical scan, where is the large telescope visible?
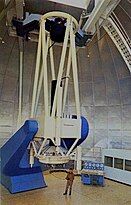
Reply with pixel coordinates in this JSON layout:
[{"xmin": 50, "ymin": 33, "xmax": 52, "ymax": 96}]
[
  {"xmin": 0, "ymin": 12, "xmax": 89, "ymax": 194},
  {"xmin": 30, "ymin": 11, "xmax": 89, "ymax": 165}
]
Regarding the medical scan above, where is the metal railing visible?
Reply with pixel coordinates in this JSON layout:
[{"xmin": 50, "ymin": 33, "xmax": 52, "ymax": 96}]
[
  {"xmin": 103, "ymin": 12, "xmax": 131, "ymax": 71},
  {"xmin": 111, "ymin": 12, "xmax": 131, "ymax": 48}
]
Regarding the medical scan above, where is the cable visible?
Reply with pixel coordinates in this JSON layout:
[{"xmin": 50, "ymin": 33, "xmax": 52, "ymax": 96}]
[
  {"xmin": 48, "ymin": 41, "xmax": 56, "ymax": 52},
  {"xmin": 86, "ymin": 32, "xmax": 107, "ymax": 49},
  {"xmin": 49, "ymin": 171, "xmax": 98, "ymax": 199},
  {"xmin": 50, "ymin": 172, "xmax": 65, "ymax": 180},
  {"xmin": 47, "ymin": 170, "xmax": 105, "ymax": 199}
]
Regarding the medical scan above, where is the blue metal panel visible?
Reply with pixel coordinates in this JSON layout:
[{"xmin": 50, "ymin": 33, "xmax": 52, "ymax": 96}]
[
  {"xmin": 81, "ymin": 174, "xmax": 104, "ymax": 186},
  {"xmin": 0, "ymin": 120, "xmax": 47, "ymax": 193},
  {"xmin": 62, "ymin": 116, "xmax": 89, "ymax": 149},
  {"xmin": 81, "ymin": 174, "xmax": 91, "ymax": 185},
  {"xmin": 82, "ymin": 161, "xmax": 105, "ymax": 186}
]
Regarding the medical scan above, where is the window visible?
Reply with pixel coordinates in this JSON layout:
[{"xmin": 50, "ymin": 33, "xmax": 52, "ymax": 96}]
[
  {"xmin": 104, "ymin": 156, "xmax": 113, "ymax": 167},
  {"xmin": 125, "ymin": 160, "xmax": 131, "ymax": 172},
  {"xmin": 114, "ymin": 158, "xmax": 123, "ymax": 170}
]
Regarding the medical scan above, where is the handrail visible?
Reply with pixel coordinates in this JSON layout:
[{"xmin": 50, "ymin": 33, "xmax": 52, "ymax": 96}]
[
  {"xmin": 104, "ymin": 16, "xmax": 131, "ymax": 71},
  {"xmin": 107, "ymin": 17, "xmax": 131, "ymax": 55},
  {"xmin": 110, "ymin": 12, "xmax": 131, "ymax": 48}
]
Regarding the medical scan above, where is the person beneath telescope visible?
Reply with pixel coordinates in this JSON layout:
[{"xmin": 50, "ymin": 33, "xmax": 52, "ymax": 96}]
[{"xmin": 63, "ymin": 168, "xmax": 74, "ymax": 196}]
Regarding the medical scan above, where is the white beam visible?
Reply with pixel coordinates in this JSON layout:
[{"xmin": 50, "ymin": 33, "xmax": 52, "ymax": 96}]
[
  {"xmin": 34, "ymin": 34, "xmax": 50, "ymax": 116},
  {"xmin": 15, "ymin": 0, "xmax": 24, "ymax": 127},
  {"xmin": 31, "ymin": 26, "xmax": 42, "ymax": 118},
  {"xmin": 62, "ymin": 47, "xmax": 71, "ymax": 113},
  {"xmin": 37, "ymin": 138, "xmax": 47, "ymax": 156},
  {"xmin": 41, "ymin": 21, "xmax": 49, "ymax": 117},
  {"xmin": 76, "ymin": 146, "xmax": 82, "ymax": 173},
  {"xmin": 49, "ymin": 40, "xmax": 56, "ymax": 80},
  {"xmin": 82, "ymin": 0, "xmax": 112, "ymax": 32},
  {"xmin": 51, "ymin": 18, "xmax": 70, "ymax": 117},
  {"xmin": 66, "ymin": 139, "xmax": 79, "ymax": 156},
  {"xmin": 70, "ymin": 22, "xmax": 80, "ymax": 117},
  {"xmin": 17, "ymin": 49, "xmax": 23, "ymax": 126}
]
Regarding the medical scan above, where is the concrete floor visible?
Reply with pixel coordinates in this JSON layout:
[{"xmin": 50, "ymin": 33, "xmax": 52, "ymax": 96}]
[
  {"xmin": 1, "ymin": 172, "xmax": 131, "ymax": 205},
  {"xmin": 0, "ymin": 0, "xmax": 131, "ymax": 153}
]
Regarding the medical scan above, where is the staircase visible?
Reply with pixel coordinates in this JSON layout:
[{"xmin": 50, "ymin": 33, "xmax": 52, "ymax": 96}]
[{"xmin": 103, "ymin": 13, "xmax": 131, "ymax": 72}]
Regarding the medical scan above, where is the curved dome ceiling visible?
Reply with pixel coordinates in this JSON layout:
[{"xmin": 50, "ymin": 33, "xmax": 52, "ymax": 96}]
[{"xmin": 0, "ymin": 0, "xmax": 131, "ymax": 150}]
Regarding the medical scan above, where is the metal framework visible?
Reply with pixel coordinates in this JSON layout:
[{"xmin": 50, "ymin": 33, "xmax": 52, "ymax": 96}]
[
  {"xmin": 29, "ymin": 12, "xmax": 82, "ymax": 167},
  {"xmin": 82, "ymin": 0, "xmax": 121, "ymax": 33}
]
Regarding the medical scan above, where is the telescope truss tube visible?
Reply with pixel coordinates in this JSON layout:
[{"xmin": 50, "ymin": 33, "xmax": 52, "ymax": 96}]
[{"xmin": 30, "ymin": 12, "xmax": 89, "ymax": 165}]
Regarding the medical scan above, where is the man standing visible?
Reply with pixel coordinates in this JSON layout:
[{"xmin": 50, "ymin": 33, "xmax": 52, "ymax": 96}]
[{"xmin": 63, "ymin": 168, "xmax": 75, "ymax": 196}]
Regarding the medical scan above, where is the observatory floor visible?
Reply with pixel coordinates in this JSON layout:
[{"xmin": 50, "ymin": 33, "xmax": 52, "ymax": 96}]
[{"xmin": 1, "ymin": 172, "xmax": 131, "ymax": 205}]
